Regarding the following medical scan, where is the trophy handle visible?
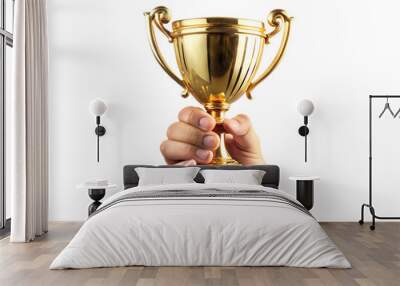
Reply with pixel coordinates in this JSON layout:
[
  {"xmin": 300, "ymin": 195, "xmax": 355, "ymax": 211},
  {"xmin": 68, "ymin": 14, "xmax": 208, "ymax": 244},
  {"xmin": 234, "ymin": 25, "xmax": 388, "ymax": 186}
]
[
  {"xmin": 245, "ymin": 9, "xmax": 292, "ymax": 99},
  {"xmin": 144, "ymin": 6, "xmax": 189, "ymax": 97}
]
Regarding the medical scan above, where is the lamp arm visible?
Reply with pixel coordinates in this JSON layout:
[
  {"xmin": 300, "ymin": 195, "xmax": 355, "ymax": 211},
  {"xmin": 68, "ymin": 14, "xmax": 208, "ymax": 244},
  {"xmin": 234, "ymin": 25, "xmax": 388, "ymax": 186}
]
[
  {"xmin": 97, "ymin": 129, "xmax": 100, "ymax": 162},
  {"xmin": 96, "ymin": 116, "xmax": 100, "ymax": 162},
  {"xmin": 94, "ymin": 116, "xmax": 106, "ymax": 162},
  {"xmin": 305, "ymin": 133, "xmax": 307, "ymax": 162}
]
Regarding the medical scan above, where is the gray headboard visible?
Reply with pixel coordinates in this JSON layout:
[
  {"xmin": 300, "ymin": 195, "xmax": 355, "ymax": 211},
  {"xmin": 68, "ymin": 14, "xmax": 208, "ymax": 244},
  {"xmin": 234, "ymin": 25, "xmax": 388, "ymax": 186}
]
[{"xmin": 123, "ymin": 165, "xmax": 280, "ymax": 189}]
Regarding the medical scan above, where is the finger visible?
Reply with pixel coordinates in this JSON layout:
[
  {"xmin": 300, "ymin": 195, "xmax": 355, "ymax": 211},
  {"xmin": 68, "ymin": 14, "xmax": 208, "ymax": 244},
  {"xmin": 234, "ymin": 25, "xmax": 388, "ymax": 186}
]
[
  {"xmin": 167, "ymin": 121, "xmax": 219, "ymax": 150},
  {"xmin": 223, "ymin": 114, "xmax": 259, "ymax": 151},
  {"xmin": 224, "ymin": 114, "xmax": 251, "ymax": 136},
  {"xmin": 160, "ymin": 140, "xmax": 213, "ymax": 164},
  {"xmin": 178, "ymin": 106, "xmax": 216, "ymax": 131}
]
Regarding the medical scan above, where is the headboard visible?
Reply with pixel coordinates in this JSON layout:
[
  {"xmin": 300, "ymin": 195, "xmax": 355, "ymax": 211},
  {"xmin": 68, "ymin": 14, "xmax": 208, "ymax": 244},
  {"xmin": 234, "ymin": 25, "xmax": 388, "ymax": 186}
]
[{"xmin": 123, "ymin": 165, "xmax": 280, "ymax": 189}]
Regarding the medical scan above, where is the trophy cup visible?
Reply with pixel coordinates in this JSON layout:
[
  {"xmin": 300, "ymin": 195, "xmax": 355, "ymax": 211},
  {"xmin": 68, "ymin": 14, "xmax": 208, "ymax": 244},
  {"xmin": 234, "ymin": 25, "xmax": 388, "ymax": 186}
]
[{"xmin": 144, "ymin": 6, "xmax": 292, "ymax": 165}]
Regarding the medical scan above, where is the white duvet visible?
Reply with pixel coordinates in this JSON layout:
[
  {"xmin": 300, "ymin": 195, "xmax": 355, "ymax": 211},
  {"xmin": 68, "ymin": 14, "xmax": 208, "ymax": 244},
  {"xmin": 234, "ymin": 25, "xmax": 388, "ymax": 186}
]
[{"xmin": 50, "ymin": 183, "xmax": 350, "ymax": 269}]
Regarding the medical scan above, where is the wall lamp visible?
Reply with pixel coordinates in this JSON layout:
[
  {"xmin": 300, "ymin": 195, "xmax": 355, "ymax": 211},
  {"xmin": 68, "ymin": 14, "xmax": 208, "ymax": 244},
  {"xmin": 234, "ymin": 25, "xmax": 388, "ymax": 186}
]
[
  {"xmin": 297, "ymin": 99, "xmax": 315, "ymax": 162},
  {"xmin": 89, "ymin": 99, "xmax": 107, "ymax": 162}
]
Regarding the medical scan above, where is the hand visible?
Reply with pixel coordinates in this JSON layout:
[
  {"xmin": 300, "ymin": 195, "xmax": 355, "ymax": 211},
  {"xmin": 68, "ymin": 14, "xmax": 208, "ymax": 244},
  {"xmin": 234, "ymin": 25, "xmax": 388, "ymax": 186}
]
[{"xmin": 160, "ymin": 106, "xmax": 265, "ymax": 165}]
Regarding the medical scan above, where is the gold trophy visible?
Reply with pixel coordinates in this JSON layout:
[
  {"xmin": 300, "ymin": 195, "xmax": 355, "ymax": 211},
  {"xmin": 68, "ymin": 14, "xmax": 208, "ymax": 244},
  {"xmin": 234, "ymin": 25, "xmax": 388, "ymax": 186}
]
[{"xmin": 144, "ymin": 6, "xmax": 292, "ymax": 165}]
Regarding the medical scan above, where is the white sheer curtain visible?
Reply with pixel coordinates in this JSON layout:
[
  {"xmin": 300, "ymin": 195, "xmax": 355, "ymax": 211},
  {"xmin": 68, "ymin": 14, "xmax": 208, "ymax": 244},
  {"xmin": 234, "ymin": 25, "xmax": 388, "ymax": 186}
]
[{"xmin": 9, "ymin": 0, "xmax": 48, "ymax": 242}]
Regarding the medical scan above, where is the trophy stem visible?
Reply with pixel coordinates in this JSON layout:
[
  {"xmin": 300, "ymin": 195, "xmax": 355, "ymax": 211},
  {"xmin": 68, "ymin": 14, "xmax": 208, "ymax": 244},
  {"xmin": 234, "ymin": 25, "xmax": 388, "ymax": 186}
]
[{"xmin": 206, "ymin": 108, "xmax": 239, "ymax": 165}]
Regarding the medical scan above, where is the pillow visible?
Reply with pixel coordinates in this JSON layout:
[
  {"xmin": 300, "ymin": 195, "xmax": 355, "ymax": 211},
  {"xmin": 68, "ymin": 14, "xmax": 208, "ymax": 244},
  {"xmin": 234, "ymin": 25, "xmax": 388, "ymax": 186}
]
[
  {"xmin": 200, "ymin": 169, "xmax": 266, "ymax": 185},
  {"xmin": 135, "ymin": 167, "xmax": 201, "ymax": 186}
]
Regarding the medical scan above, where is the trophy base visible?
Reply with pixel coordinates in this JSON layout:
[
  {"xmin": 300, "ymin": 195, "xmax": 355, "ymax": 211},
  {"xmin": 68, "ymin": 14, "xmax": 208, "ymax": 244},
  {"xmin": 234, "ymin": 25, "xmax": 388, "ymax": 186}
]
[{"xmin": 210, "ymin": 156, "xmax": 239, "ymax": 165}]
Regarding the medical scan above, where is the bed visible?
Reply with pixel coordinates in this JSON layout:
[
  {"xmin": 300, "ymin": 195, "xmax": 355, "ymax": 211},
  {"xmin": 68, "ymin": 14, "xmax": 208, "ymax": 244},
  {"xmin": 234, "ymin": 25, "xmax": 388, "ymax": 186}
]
[{"xmin": 50, "ymin": 165, "xmax": 350, "ymax": 269}]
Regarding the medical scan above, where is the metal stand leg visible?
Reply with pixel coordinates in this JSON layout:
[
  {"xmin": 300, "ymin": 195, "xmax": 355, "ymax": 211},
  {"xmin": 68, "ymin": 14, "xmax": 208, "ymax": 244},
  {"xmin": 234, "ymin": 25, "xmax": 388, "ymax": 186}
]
[
  {"xmin": 359, "ymin": 204, "xmax": 366, "ymax": 225},
  {"xmin": 370, "ymin": 206, "xmax": 376, "ymax": 231},
  {"xmin": 359, "ymin": 203, "xmax": 378, "ymax": 230}
]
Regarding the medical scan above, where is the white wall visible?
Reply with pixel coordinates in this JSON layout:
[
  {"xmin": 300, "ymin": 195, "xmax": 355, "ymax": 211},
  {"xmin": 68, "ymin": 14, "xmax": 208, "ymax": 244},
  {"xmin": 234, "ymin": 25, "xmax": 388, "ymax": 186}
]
[{"xmin": 47, "ymin": 0, "xmax": 400, "ymax": 221}]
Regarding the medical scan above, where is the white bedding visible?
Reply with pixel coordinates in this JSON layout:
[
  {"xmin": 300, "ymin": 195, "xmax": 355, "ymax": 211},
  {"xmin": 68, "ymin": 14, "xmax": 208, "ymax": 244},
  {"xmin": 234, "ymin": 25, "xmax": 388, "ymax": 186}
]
[{"xmin": 50, "ymin": 183, "xmax": 350, "ymax": 269}]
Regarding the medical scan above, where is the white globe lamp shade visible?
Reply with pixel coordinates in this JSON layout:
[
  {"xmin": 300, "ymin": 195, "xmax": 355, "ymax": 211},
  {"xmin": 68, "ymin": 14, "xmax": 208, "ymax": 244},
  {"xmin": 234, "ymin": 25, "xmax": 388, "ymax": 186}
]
[
  {"xmin": 297, "ymin": 99, "xmax": 314, "ymax": 116},
  {"xmin": 89, "ymin": 99, "xmax": 107, "ymax": 116}
]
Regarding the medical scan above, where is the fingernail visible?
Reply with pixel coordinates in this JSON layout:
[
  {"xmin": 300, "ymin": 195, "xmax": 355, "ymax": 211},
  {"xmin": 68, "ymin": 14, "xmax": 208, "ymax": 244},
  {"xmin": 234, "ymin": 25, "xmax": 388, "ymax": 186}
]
[
  {"xmin": 229, "ymin": 119, "xmax": 240, "ymax": 132},
  {"xmin": 203, "ymin": 135, "xmax": 216, "ymax": 148},
  {"xmin": 199, "ymin": 117, "xmax": 212, "ymax": 131},
  {"xmin": 196, "ymin": 149, "xmax": 211, "ymax": 160}
]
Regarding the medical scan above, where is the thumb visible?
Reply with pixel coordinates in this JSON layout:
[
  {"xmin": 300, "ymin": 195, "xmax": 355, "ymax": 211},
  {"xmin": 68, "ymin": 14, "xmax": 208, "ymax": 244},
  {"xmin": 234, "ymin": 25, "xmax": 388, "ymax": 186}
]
[
  {"xmin": 223, "ymin": 114, "xmax": 264, "ymax": 165},
  {"xmin": 223, "ymin": 114, "xmax": 259, "ymax": 152}
]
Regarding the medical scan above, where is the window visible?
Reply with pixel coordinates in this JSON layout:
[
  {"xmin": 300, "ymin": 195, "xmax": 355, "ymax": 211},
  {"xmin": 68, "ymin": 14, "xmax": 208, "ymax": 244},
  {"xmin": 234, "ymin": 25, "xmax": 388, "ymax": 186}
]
[{"xmin": 0, "ymin": 0, "xmax": 13, "ymax": 234}]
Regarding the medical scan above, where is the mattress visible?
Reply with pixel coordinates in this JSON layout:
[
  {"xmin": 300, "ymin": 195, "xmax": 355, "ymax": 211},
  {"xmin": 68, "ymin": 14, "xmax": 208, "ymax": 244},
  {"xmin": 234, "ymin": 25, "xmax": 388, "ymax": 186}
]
[{"xmin": 50, "ymin": 183, "xmax": 350, "ymax": 269}]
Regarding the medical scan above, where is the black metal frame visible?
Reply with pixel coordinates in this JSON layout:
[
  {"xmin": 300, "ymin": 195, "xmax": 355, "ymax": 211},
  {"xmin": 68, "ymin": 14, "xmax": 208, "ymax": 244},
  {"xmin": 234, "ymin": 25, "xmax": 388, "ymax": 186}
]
[
  {"xmin": 359, "ymin": 95, "xmax": 400, "ymax": 230},
  {"xmin": 0, "ymin": 0, "xmax": 14, "ymax": 232}
]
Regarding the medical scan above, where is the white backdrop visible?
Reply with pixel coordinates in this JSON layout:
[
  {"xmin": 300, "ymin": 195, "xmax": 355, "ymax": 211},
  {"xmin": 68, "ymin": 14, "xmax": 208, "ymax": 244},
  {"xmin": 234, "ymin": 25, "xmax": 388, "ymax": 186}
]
[{"xmin": 47, "ymin": 0, "xmax": 400, "ymax": 221}]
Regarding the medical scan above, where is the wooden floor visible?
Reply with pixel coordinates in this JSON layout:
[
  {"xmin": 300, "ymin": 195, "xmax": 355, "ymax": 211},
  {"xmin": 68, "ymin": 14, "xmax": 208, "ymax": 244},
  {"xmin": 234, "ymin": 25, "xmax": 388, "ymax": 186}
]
[{"xmin": 0, "ymin": 222, "xmax": 399, "ymax": 286}]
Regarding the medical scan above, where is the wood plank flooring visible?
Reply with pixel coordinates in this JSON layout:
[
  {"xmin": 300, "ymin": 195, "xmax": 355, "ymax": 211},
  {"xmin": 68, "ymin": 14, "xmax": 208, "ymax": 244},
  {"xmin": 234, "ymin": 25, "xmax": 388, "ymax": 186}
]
[{"xmin": 0, "ymin": 222, "xmax": 399, "ymax": 286}]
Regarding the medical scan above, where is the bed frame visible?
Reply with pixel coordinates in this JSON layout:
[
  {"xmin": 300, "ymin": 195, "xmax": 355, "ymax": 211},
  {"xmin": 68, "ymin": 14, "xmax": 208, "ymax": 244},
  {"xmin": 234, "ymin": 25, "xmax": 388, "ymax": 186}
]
[{"xmin": 123, "ymin": 165, "xmax": 280, "ymax": 189}]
